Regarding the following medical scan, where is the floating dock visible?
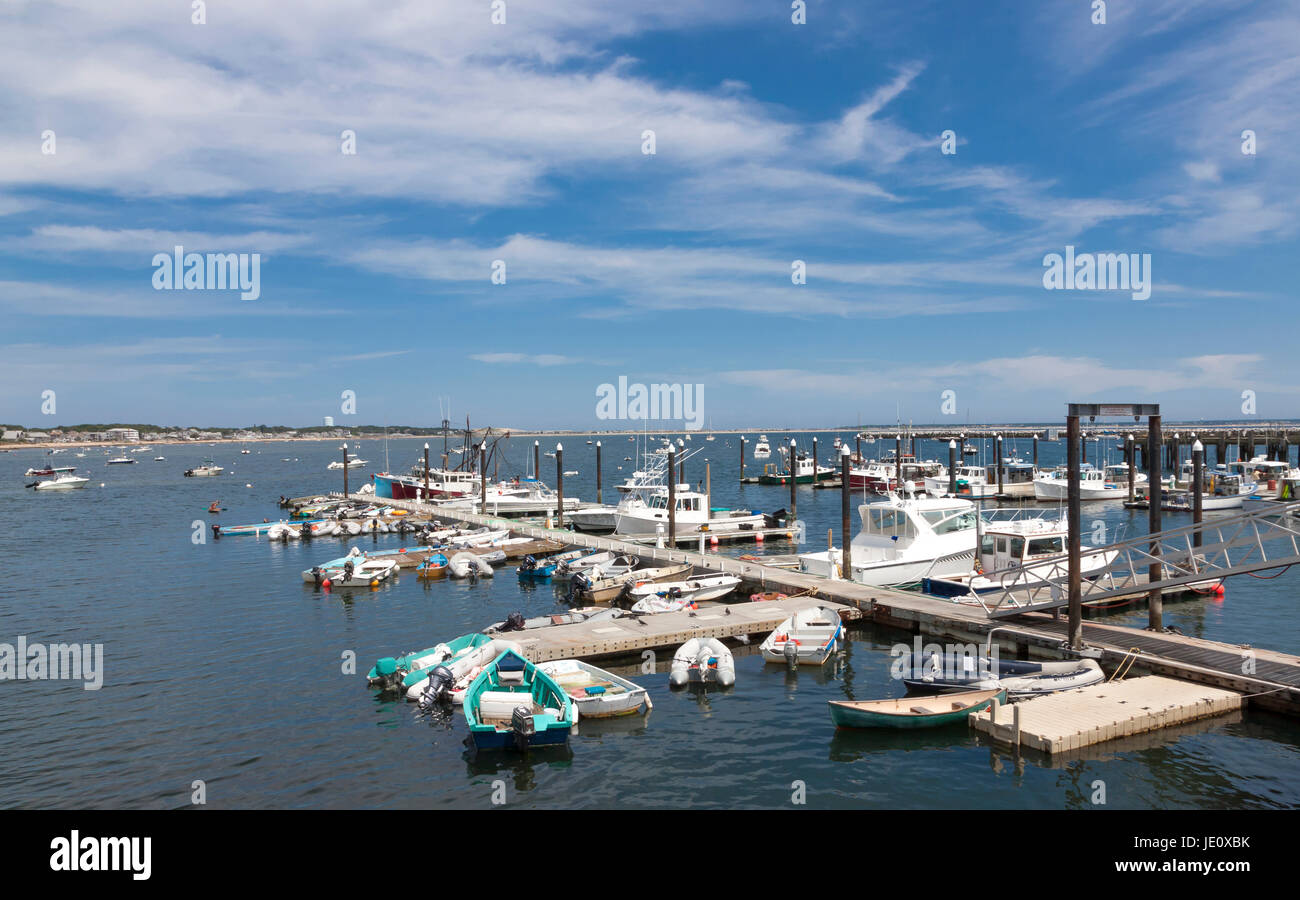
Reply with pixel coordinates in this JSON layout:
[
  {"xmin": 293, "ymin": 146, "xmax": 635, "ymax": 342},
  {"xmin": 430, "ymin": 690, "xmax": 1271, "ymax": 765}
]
[
  {"xmin": 331, "ymin": 491, "xmax": 1300, "ymax": 717},
  {"xmin": 969, "ymin": 675, "xmax": 1242, "ymax": 753}
]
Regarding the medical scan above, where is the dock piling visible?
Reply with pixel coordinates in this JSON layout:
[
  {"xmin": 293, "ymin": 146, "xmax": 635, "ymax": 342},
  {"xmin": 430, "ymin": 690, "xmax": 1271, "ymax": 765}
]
[
  {"xmin": 1067, "ymin": 414, "xmax": 1082, "ymax": 649},
  {"xmin": 555, "ymin": 443, "xmax": 564, "ymax": 528},
  {"xmin": 789, "ymin": 439, "xmax": 797, "ymax": 525},
  {"xmin": 596, "ymin": 441, "xmax": 602, "ymax": 504},
  {"xmin": 342, "ymin": 442, "xmax": 349, "ymax": 496},
  {"xmin": 1148, "ymin": 414, "xmax": 1164, "ymax": 630},
  {"xmin": 1192, "ymin": 440, "xmax": 1204, "ymax": 548},
  {"xmin": 841, "ymin": 444, "xmax": 852, "ymax": 579},
  {"xmin": 948, "ymin": 439, "xmax": 957, "ymax": 495},
  {"xmin": 667, "ymin": 446, "xmax": 676, "ymax": 545}
]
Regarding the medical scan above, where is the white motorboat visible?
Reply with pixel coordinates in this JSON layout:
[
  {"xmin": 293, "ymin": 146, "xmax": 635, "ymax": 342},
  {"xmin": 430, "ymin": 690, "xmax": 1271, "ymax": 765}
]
[
  {"xmin": 327, "ymin": 458, "xmax": 368, "ymax": 470},
  {"xmin": 923, "ymin": 464, "xmax": 996, "ymax": 498},
  {"xmin": 798, "ymin": 494, "xmax": 979, "ymax": 587},
  {"xmin": 899, "ymin": 652, "xmax": 1104, "ymax": 699},
  {"xmin": 922, "ymin": 512, "xmax": 1118, "ymax": 602},
  {"xmin": 185, "ymin": 460, "xmax": 224, "ymax": 477},
  {"xmin": 1033, "ymin": 464, "xmax": 1142, "ymax": 501},
  {"xmin": 669, "ymin": 638, "xmax": 735, "ymax": 687},
  {"xmin": 627, "ymin": 574, "xmax": 741, "ymax": 608},
  {"xmin": 537, "ymin": 659, "xmax": 652, "ymax": 719},
  {"xmin": 614, "ymin": 483, "xmax": 764, "ymax": 537},
  {"xmin": 33, "ymin": 472, "xmax": 90, "ymax": 491},
  {"xmin": 106, "ymin": 456, "xmax": 137, "ymax": 465},
  {"xmin": 759, "ymin": 606, "xmax": 843, "ymax": 665},
  {"xmin": 752, "ymin": 435, "xmax": 771, "ymax": 459},
  {"xmin": 302, "ymin": 548, "xmax": 398, "ymax": 587}
]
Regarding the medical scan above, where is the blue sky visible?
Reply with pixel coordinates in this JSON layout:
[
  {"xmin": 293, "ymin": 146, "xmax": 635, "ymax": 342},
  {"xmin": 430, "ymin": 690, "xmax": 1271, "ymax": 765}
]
[{"xmin": 1, "ymin": 0, "xmax": 1297, "ymax": 429}]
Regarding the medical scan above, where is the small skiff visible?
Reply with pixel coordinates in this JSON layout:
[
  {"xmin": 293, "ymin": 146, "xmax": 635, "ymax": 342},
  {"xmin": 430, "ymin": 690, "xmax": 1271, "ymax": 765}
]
[
  {"xmin": 571, "ymin": 562, "xmax": 693, "ymax": 604},
  {"xmin": 828, "ymin": 688, "xmax": 1006, "ymax": 729},
  {"xmin": 463, "ymin": 649, "xmax": 576, "ymax": 751},
  {"xmin": 759, "ymin": 606, "xmax": 843, "ymax": 666},
  {"xmin": 536, "ymin": 659, "xmax": 652, "ymax": 719},
  {"xmin": 405, "ymin": 638, "xmax": 523, "ymax": 703},
  {"xmin": 627, "ymin": 574, "xmax": 741, "ymax": 608},
  {"xmin": 485, "ymin": 606, "xmax": 627, "ymax": 634}
]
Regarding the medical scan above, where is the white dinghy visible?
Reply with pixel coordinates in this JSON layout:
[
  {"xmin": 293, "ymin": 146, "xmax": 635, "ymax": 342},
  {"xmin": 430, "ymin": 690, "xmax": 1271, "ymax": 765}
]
[
  {"xmin": 448, "ymin": 551, "xmax": 494, "ymax": 578},
  {"xmin": 669, "ymin": 637, "xmax": 735, "ymax": 687},
  {"xmin": 627, "ymin": 574, "xmax": 741, "ymax": 610},
  {"xmin": 407, "ymin": 638, "xmax": 523, "ymax": 704}
]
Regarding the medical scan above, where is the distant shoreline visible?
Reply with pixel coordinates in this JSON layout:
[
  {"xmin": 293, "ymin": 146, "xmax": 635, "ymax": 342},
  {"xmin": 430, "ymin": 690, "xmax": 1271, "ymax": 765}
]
[{"xmin": 7, "ymin": 421, "xmax": 1299, "ymax": 452}]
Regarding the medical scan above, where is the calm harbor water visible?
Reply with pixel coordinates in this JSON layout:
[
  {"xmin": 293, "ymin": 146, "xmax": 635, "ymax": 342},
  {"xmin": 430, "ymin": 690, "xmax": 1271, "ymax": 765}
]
[{"xmin": 3, "ymin": 433, "xmax": 1298, "ymax": 809}]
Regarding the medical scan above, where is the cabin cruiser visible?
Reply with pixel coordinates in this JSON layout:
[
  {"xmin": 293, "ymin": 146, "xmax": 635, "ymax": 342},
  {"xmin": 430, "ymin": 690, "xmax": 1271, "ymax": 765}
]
[
  {"xmin": 614, "ymin": 483, "xmax": 765, "ymax": 537},
  {"xmin": 1033, "ymin": 464, "xmax": 1144, "ymax": 501},
  {"xmin": 568, "ymin": 464, "xmax": 664, "ymax": 533},
  {"xmin": 373, "ymin": 467, "xmax": 480, "ymax": 501},
  {"xmin": 922, "ymin": 512, "xmax": 1118, "ymax": 602},
  {"xmin": 106, "ymin": 456, "xmax": 137, "ymax": 465},
  {"xmin": 752, "ymin": 435, "xmax": 772, "ymax": 459},
  {"xmin": 798, "ymin": 494, "xmax": 979, "ymax": 587},
  {"xmin": 849, "ymin": 454, "xmax": 946, "ymax": 494},
  {"xmin": 923, "ymin": 464, "xmax": 995, "ymax": 498},
  {"xmin": 327, "ymin": 458, "xmax": 368, "ymax": 470}
]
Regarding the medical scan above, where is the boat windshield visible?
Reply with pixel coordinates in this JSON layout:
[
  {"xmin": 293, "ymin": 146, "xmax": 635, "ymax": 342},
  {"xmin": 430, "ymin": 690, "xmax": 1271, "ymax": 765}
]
[
  {"xmin": 1027, "ymin": 536, "xmax": 1064, "ymax": 555},
  {"xmin": 919, "ymin": 508, "xmax": 977, "ymax": 535}
]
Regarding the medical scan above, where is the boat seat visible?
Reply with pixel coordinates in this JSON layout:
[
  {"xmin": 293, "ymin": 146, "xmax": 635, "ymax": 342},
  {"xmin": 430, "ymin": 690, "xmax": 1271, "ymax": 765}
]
[
  {"xmin": 951, "ymin": 702, "xmax": 968, "ymax": 710},
  {"xmin": 909, "ymin": 706, "xmax": 934, "ymax": 715}
]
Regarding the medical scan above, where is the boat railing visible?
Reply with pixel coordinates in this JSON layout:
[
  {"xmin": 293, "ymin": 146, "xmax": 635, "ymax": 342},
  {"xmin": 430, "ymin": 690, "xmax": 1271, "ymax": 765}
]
[{"xmin": 978, "ymin": 499, "xmax": 1300, "ymax": 617}]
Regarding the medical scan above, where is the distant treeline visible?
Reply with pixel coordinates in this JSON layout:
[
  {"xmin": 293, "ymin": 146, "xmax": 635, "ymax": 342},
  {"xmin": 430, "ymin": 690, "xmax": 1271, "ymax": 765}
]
[{"xmin": 12, "ymin": 423, "xmax": 455, "ymax": 434}]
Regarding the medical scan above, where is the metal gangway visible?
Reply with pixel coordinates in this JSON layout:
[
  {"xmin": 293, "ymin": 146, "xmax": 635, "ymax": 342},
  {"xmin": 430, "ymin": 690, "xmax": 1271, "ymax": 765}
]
[{"xmin": 966, "ymin": 500, "xmax": 1300, "ymax": 618}]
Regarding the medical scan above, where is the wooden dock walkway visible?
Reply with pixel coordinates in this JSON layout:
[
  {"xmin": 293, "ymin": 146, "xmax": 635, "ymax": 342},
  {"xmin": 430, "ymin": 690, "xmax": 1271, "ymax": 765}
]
[
  {"xmin": 969, "ymin": 675, "xmax": 1242, "ymax": 753},
  {"xmin": 334, "ymin": 492, "xmax": 1300, "ymax": 716}
]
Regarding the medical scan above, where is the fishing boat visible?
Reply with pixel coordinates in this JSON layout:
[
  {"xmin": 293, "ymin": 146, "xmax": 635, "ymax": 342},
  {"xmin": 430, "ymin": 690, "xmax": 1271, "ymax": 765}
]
[
  {"xmin": 367, "ymin": 632, "xmax": 495, "ymax": 691},
  {"xmin": 1033, "ymin": 464, "xmax": 1141, "ymax": 501},
  {"xmin": 185, "ymin": 459, "xmax": 223, "ymax": 477},
  {"xmin": 462, "ymin": 649, "xmax": 576, "ymax": 751},
  {"xmin": 613, "ymin": 483, "xmax": 765, "ymax": 537},
  {"xmin": 627, "ymin": 574, "xmax": 741, "ymax": 609},
  {"xmin": 570, "ymin": 562, "xmax": 693, "ymax": 603},
  {"xmin": 32, "ymin": 471, "xmax": 90, "ymax": 491},
  {"xmin": 759, "ymin": 606, "xmax": 843, "ymax": 665},
  {"xmin": 752, "ymin": 435, "xmax": 771, "ymax": 459},
  {"xmin": 668, "ymin": 638, "xmax": 735, "ymax": 686},
  {"xmin": 923, "ymin": 464, "xmax": 995, "ymax": 498},
  {"xmin": 536, "ymin": 659, "xmax": 652, "ymax": 719},
  {"xmin": 897, "ymin": 651, "xmax": 1104, "ymax": 699},
  {"xmin": 849, "ymin": 453, "xmax": 946, "ymax": 494},
  {"xmin": 798, "ymin": 494, "xmax": 979, "ymax": 587},
  {"xmin": 756, "ymin": 451, "xmax": 835, "ymax": 485},
  {"xmin": 922, "ymin": 512, "xmax": 1117, "ymax": 601},
  {"xmin": 828, "ymin": 688, "xmax": 1006, "ymax": 729}
]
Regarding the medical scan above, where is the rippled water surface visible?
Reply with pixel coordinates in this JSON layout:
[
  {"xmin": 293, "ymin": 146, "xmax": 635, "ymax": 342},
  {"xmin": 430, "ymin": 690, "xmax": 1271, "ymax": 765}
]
[{"xmin": 3, "ymin": 435, "xmax": 1297, "ymax": 808}]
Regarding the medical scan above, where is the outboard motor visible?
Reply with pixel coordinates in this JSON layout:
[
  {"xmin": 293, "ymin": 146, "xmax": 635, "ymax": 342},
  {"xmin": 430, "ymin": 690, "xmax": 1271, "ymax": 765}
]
[
  {"xmin": 342, "ymin": 560, "xmax": 355, "ymax": 583},
  {"xmin": 500, "ymin": 611, "xmax": 527, "ymax": 633},
  {"xmin": 373, "ymin": 656, "xmax": 404, "ymax": 692},
  {"xmin": 300, "ymin": 522, "xmax": 311, "ymax": 540},
  {"xmin": 666, "ymin": 586, "xmax": 683, "ymax": 600},
  {"xmin": 309, "ymin": 566, "xmax": 323, "ymax": 586},
  {"xmin": 212, "ymin": 524, "xmax": 221, "ymax": 540},
  {"xmin": 417, "ymin": 664, "xmax": 456, "ymax": 709},
  {"xmin": 783, "ymin": 639, "xmax": 799, "ymax": 668},
  {"xmin": 511, "ymin": 705, "xmax": 536, "ymax": 752},
  {"xmin": 520, "ymin": 555, "xmax": 537, "ymax": 573},
  {"xmin": 764, "ymin": 508, "xmax": 787, "ymax": 528}
]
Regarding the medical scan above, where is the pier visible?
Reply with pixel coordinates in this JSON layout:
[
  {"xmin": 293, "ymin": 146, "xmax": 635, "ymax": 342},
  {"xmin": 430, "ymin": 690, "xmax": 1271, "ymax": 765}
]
[{"xmin": 331, "ymin": 490, "xmax": 1300, "ymax": 718}]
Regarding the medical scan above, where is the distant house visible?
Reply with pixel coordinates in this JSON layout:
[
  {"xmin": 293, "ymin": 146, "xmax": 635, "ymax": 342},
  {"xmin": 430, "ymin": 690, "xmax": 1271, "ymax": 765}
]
[
  {"xmin": 23, "ymin": 431, "xmax": 50, "ymax": 442},
  {"xmin": 2, "ymin": 430, "xmax": 21, "ymax": 441},
  {"xmin": 105, "ymin": 428, "xmax": 140, "ymax": 442}
]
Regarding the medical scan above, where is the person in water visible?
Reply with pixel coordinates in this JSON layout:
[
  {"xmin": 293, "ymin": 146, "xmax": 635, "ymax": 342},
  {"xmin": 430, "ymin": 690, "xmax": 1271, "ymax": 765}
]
[{"xmin": 208, "ymin": 500, "xmax": 221, "ymax": 513}]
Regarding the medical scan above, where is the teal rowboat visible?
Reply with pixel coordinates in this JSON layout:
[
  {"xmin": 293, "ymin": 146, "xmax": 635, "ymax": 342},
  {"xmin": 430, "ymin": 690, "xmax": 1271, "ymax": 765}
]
[
  {"xmin": 463, "ymin": 649, "xmax": 575, "ymax": 751},
  {"xmin": 828, "ymin": 688, "xmax": 1006, "ymax": 729},
  {"xmin": 367, "ymin": 632, "xmax": 493, "ymax": 692}
]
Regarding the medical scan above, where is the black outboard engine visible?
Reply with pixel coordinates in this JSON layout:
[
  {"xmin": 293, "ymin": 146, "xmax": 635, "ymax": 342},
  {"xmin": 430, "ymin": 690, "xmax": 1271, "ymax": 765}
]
[
  {"xmin": 667, "ymin": 586, "xmax": 683, "ymax": 600},
  {"xmin": 764, "ymin": 508, "xmax": 786, "ymax": 528},
  {"xmin": 418, "ymin": 664, "xmax": 456, "ymax": 709},
  {"xmin": 212, "ymin": 524, "xmax": 221, "ymax": 540},
  {"xmin": 342, "ymin": 560, "xmax": 355, "ymax": 583},
  {"xmin": 520, "ymin": 555, "xmax": 537, "ymax": 573},
  {"xmin": 500, "ymin": 611, "xmax": 527, "ymax": 633},
  {"xmin": 300, "ymin": 522, "xmax": 311, "ymax": 540},
  {"xmin": 309, "ymin": 566, "xmax": 323, "ymax": 586},
  {"xmin": 511, "ymin": 705, "xmax": 536, "ymax": 752}
]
